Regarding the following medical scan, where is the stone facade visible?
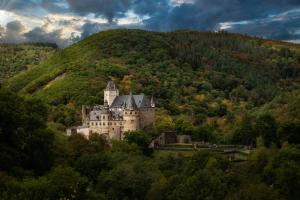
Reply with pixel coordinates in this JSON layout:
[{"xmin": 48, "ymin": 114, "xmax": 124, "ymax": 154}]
[{"xmin": 72, "ymin": 81, "xmax": 155, "ymax": 140}]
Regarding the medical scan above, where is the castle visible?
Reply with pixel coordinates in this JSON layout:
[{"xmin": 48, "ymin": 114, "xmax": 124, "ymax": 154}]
[{"xmin": 67, "ymin": 81, "xmax": 155, "ymax": 140}]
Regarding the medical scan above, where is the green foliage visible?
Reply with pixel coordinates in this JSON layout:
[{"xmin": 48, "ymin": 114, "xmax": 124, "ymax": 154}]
[
  {"xmin": 1, "ymin": 30, "xmax": 300, "ymax": 200},
  {"xmin": 0, "ymin": 89, "xmax": 54, "ymax": 175},
  {"xmin": 0, "ymin": 43, "xmax": 56, "ymax": 82},
  {"xmin": 124, "ymin": 131, "xmax": 153, "ymax": 155},
  {"xmin": 3, "ymin": 29, "xmax": 300, "ymax": 131},
  {"xmin": 254, "ymin": 113, "xmax": 278, "ymax": 147}
]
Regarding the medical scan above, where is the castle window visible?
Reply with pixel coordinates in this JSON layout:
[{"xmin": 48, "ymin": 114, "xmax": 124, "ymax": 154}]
[
  {"xmin": 91, "ymin": 122, "xmax": 94, "ymax": 126},
  {"xmin": 103, "ymin": 122, "xmax": 105, "ymax": 126},
  {"xmin": 131, "ymin": 120, "xmax": 134, "ymax": 124},
  {"xmin": 114, "ymin": 123, "xmax": 116, "ymax": 125},
  {"xmin": 112, "ymin": 128, "xmax": 114, "ymax": 130},
  {"xmin": 125, "ymin": 112, "xmax": 127, "ymax": 114},
  {"xmin": 130, "ymin": 112, "xmax": 132, "ymax": 114},
  {"xmin": 103, "ymin": 116, "xmax": 105, "ymax": 119},
  {"xmin": 95, "ymin": 122, "xmax": 98, "ymax": 126},
  {"xmin": 135, "ymin": 112, "xmax": 137, "ymax": 114}
]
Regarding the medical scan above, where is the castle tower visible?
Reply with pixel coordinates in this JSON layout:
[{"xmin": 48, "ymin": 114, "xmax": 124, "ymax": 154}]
[
  {"xmin": 101, "ymin": 100, "xmax": 110, "ymax": 136},
  {"xmin": 82, "ymin": 105, "xmax": 90, "ymax": 125},
  {"xmin": 104, "ymin": 81, "xmax": 119, "ymax": 107},
  {"xmin": 123, "ymin": 92, "xmax": 139, "ymax": 133}
]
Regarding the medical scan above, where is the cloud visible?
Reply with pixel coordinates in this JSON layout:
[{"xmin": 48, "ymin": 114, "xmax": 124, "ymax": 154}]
[
  {"xmin": 24, "ymin": 23, "xmax": 72, "ymax": 47},
  {"xmin": 0, "ymin": 24, "xmax": 4, "ymax": 37},
  {"xmin": 0, "ymin": 20, "xmax": 26, "ymax": 43},
  {"xmin": 1, "ymin": 0, "xmax": 300, "ymax": 46},
  {"xmin": 0, "ymin": 20, "xmax": 72, "ymax": 47},
  {"xmin": 66, "ymin": 0, "xmax": 131, "ymax": 23},
  {"xmin": 222, "ymin": 9, "xmax": 300, "ymax": 41}
]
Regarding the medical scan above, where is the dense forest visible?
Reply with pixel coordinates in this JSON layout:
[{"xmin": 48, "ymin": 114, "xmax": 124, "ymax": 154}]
[
  {"xmin": 0, "ymin": 29, "xmax": 300, "ymax": 199},
  {"xmin": 0, "ymin": 43, "xmax": 57, "ymax": 82}
]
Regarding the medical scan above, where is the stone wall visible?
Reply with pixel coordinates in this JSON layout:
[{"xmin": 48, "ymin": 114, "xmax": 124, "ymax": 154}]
[
  {"xmin": 139, "ymin": 108, "xmax": 155, "ymax": 128},
  {"xmin": 123, "ymin": 109, "xmax": 140, "ymax": 132}
]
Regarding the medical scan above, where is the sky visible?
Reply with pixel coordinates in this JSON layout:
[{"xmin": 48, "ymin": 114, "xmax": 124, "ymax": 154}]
[{"xmin": 0, "ymin": 0, "xmax": 300, "ymax": 47}]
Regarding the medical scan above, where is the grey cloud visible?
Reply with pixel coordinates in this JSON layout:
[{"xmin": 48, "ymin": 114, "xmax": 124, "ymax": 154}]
[
  {"xmin": 0, "ymin": 21, "xmax": 72, "ymax": 47},
  {"xmin": 41, "ymin": 0, "xmax": 69, "ymax": 13},
  {"xmin": 143, "ymin": 0, "xmax": 300, "ymax": 31},
  {"xmin": 0, "ymin": 25, "xmax": 5, "ymax": 37},
  {"xmin": 24, "ymin": 25, "xmax": 72, "ymax": 48},
  {"xmin": 1, "ymin": 0, "xmax": 300, "ymax": 46},
  {"xmin": 66, "ymin": 0, "xmax": 131, "ymax": 23},
  {"xmin": 0, "ymin": 20, "xmax": 26, "ymax": 43},
  {"xmin": 227, "ymin": 13, "xmax": 300, "ymax": 41}
]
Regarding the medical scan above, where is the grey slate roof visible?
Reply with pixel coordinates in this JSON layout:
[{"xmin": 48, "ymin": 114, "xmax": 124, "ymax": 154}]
[
  {"xmin": 89, "ymin": 105, "xmax": 124, "ymax": 121},
  {"xmin": 110, "ymin": 94, "xmax": 152, "ymax": 109}
]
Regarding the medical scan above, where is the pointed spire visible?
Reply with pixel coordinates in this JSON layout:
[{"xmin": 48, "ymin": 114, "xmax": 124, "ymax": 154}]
[
  {"xmin": 151, "ymin": 95, "xmax": 155, "ymax": 107},
  {"xmin": 126, "ymin": 92, "xmax": 138, "ymax": 110},
  {"xmin": 105, "ymin": 80, "xmax": 117, "ymax": 90}
]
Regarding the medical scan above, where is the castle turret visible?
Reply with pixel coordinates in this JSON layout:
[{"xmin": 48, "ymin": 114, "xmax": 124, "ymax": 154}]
[
  {"xmin": 104, "ymin": 81, "xmax": 119, "ymax": 107},
  {"xmin": 82, "ymin": 105, "xmax": 90, "ymax": 125},
  {"xmin": 151, "ymin": 96, "xmax": 155, "ymax": 107},
  {"xmin": 101, "ymin": 100, "xmax": 110, "ymax": 136},
  {"xmin": 123, "ymin": 92, "xmax": 139, "ymax": 133}
]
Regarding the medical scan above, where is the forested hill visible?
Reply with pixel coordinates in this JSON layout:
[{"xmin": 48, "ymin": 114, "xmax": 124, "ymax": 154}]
[
  {"xmin": 1, "ymin": 29, "xmax": 300, "ymax": 200},
  {"xmin": 0, "ymin": 43, "xmax": 57, "ymax": 82},
  {"xmin": 4, "ymin": 29, "xmax": 300, "ymax": 141}
]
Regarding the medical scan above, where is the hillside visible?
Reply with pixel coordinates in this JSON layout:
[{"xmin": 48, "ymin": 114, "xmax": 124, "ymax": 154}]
[
  {"xmin": 4, "ymin": 29, "xmax": 300, "ymax": 140},
  {"xmin": 1, "ymin": 30, "xmax": 300, "ymax": 200},
  {"xmin": 0, "ymin": 43, "xmax": 57, "ymax": 82}
]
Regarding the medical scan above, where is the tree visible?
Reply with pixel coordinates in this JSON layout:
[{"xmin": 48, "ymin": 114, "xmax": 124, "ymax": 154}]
[
  {"xmin": 278, "ymin": 121, "xmax": 300, "ymax": 144},
  {"xmin": 231, "ymin": 115, "xmax": 256, "ymax": 146},
  {"xmin": 254, "ymin": 114, "xmax": 278, "ymax": 147},
  {"xmin": 75, "ymin": 153, "xmax": 109, "ymax": 183},
  {"xmin": 0, "ymin": 89, "xmax": 54, "ymax": 175},
  {"xmin": 124, "ymin": 131, "xmax": 152, "ymax": 155}
]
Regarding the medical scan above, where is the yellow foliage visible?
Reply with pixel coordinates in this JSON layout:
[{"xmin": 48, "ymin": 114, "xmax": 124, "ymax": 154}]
[
  {"xmin": 155, "ymin": 108, "xmax": 174, "ymax": 130},
  {"xmin": 194, "ymin": 94, "xmax": 206, "ymax": 102},
  {"xmin": 222, "ymin": 99, "xmax": 233, "ymax": 111},
  {"xmin": 120, "ymin": 75, "xmax": 133, "ymax": 92}
]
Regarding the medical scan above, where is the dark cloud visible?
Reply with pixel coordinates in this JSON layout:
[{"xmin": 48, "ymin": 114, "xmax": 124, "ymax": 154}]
[
  {"xmin": 0, "ymin": 20, "xmax": 26, "ymax": 43},
  {"xmin": 66, "ymin": 0, "xmax": 170, "ymax": 23},
  {"xmin": 41, "ymin": 0, "xmax": 69, "ymax": 13},
  {"xmin": 66, "ymin": 0, "xmax": 131, "ymax": 23},
  {"xmin": 143, "ymin": 0, "xmax": 300, "ymax": 31},
  {"xmin": 0, "ymin": 21, "xmax": 71, "ymax": 47},
  {"xmin": 1, "ymin": 0, "xmax": 300, "ymax": 46},
  {"xmin": 80, "ymin": 22, "xmax": 103, "ymax": 38},
  {"xmin": 227, "ymin": 14, "xmax": 300, "ymax": 41},
  {"xmin": 24, "ymin": 25, "xmax": 71, "ymax": 47},
  {"xmin": 0, "ymin": 0, "xmax": 39, "ymax": 14}
]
